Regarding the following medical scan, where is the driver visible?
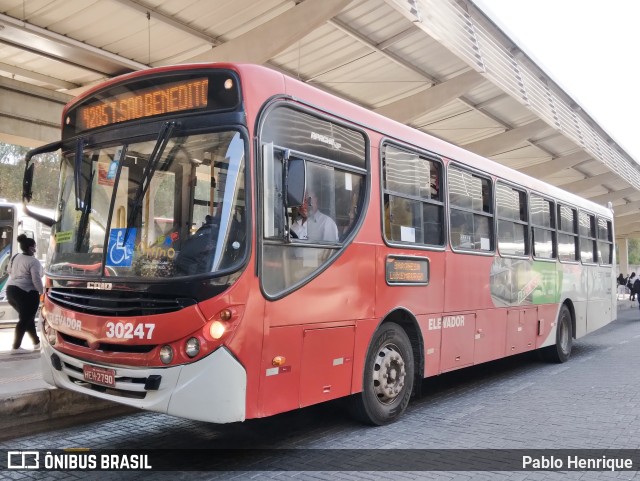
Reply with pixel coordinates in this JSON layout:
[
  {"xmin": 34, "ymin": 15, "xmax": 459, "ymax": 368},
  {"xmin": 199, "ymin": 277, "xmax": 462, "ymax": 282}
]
[{"xmin": 290, "ymin": 189, "xmax": 338, "ymax": 242}]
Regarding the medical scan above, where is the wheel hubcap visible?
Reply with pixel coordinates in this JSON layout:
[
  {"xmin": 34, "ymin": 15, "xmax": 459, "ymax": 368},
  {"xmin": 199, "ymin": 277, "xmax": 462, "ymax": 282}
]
[{"xmin": 372, "ymin": 344, "xmax": 406, "ymax": 404}]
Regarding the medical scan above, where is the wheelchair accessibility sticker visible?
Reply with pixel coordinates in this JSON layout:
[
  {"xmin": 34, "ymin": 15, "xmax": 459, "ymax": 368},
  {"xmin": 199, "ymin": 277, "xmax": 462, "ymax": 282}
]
[{"xmin": 107, "ymin": 228, "xmax": 136, "ymax": 267}]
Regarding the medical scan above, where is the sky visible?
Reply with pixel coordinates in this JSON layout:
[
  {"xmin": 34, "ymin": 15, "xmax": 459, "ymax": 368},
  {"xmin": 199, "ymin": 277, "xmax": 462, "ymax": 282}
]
[{"xmin": 472, "ymin": 0, "xmax": 640, "ymax": 163}]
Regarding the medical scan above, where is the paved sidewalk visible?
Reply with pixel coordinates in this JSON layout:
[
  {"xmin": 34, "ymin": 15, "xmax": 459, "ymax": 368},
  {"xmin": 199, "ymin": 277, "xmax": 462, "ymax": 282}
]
[
  {"xmin": 0, "ymin": 326, "xmax": 134, "ymax": 441},
  {"xmin": 0, "ymin": 325, "xmax": 46, "ymax": 395}
]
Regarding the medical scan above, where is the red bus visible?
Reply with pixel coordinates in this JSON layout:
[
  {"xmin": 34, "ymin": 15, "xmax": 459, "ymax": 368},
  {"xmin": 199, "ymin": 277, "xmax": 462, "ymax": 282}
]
[{"xmin": 24, "ymin": 63, "xmax": 615, "ymax": 425}]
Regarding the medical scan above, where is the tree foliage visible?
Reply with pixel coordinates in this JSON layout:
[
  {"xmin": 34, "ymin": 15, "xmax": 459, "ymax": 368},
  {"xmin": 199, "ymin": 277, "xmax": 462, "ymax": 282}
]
[
  {"xmin": 628, "ymin": 238, "xmax": 640, "ymax": 265},
  {"xmin": 0, "ymin": 143, "xmax": 59, "ymax": 208}
]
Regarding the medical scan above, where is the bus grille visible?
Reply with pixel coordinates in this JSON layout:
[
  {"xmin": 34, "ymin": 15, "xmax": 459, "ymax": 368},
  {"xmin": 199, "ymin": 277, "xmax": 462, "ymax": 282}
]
[{"xmin": 48, "ymin": 288, "xmax": 196, "ymax": 317}]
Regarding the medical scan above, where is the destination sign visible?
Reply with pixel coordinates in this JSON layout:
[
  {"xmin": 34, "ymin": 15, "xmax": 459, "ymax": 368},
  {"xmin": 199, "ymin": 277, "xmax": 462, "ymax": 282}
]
[
  {"xmin": 63, "ymin": 71, "xmax": 241, "ymax": 137},
  {"xmin": 76, "ymin": 78, "xmax": 209, "ymax": 131},
  {"xmin": 385, "ymin": 256, "xmax": 429, "ymax": 285}
]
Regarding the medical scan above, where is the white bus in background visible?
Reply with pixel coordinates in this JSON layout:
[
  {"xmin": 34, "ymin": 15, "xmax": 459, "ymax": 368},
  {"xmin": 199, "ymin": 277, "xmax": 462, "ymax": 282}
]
[{"xmin": 0, "ymin": 200, "xmax": 53, "ymax": 324}]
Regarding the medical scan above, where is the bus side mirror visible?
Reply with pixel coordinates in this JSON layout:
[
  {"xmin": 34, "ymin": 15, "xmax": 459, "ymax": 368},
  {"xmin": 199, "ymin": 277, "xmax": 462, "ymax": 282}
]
[
  {"xmin": 22, "ymin": 140, "xmax": 62, "ymax": 203},
  {"xmin": 23, "ymin": 204, "xmax": 56, "ymax": 228},
  {"xmin": 285, "ymin": 157, "xmax": 306, "ymax": 207},
  {"xmin": 23, "ymin": 163, "xmax": 34, "ymax": 202}
]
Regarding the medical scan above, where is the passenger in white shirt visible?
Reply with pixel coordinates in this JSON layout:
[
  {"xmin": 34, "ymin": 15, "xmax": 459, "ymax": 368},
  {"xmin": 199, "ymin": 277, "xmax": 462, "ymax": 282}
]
[{"xmin": 290, "ymin": 190, "xmax": 338, "ymax": 242}]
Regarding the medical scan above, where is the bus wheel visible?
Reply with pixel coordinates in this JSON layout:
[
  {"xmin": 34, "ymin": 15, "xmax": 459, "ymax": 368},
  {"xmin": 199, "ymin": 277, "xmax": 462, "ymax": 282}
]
[
  {"xmin": 540, "ymin": 304, "xmax": 573, "ymax": 363},
  {"xmin": 350, "ymin": 322, "xmax": 414, "ymax": 425}
]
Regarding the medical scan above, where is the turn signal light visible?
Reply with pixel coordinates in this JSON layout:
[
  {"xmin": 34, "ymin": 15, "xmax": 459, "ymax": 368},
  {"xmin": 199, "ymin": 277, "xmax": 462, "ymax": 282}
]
[
  {"xmin": 219, "ymin": 309, "xmax": 232, "ymax": 321},
  {"xmin": 272, "ymin": 356, "xmax": 286, "ymax": 367}
]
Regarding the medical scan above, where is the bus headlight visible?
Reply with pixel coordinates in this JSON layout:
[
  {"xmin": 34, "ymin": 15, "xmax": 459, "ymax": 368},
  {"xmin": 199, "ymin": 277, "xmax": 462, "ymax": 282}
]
[
  {"xmin": 209, "ymin": 321, "xmax": 226, "ymax": 339},
  {"xmin": 185, "ymin": 337, "xmax": 200, "ymax": 358},
  {"xmin": 46, "ymin": 329, "xmax": 57, "ymax": 346},
  {"xmin": 159, "ymin": 345, "xmax": 174, "ymax": 364},
  {"xmin": 43, "ymin": 319, "xmax": 56, "ymax": 346}
]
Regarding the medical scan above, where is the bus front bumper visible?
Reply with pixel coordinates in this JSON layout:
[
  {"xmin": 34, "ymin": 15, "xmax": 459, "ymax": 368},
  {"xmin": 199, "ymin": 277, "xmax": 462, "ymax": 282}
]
[{"xmin": 40, "ymin": 344, "xmax": 247, "ymax": 424}]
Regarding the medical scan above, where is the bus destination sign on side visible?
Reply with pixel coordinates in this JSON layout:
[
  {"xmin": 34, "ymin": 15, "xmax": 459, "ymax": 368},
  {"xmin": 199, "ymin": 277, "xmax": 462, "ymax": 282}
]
[
  {"xmin": 385, "ymin": 256, "xmax": 429, "ymax": 285},
  {"xmin": 75, "ymin": 78, "xmax": 209, "ymax": 131}
]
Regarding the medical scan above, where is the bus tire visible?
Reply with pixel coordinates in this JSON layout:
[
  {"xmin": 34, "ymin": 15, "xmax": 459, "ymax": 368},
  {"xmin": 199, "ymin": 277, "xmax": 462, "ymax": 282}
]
[
  {"xmin": 350, "ymin": 322, "xmax": 414, "ymax": 425},
  {"xmin": 540, "ymin": 304, "xmax": 572, "ymax": 363}
]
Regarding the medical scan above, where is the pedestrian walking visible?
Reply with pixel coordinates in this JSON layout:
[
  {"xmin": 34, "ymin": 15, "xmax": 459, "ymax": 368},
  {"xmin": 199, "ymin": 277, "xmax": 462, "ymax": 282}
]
[{"xmin": 6, "ymin": 234, "xmax": 43, "ymax": 353}]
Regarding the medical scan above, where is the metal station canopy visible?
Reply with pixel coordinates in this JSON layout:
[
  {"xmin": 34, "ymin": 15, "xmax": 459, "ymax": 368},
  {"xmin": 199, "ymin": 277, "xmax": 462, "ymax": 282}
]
[{"xmin": 0, "ymin": 0, "xmax": 639, "ymax": 235}]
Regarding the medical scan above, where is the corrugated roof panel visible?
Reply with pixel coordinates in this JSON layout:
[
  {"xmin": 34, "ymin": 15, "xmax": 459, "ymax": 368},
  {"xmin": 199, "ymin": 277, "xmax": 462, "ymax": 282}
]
[
  {"xmin": 108, "ymin": 23, "xmax": 203, "ymax": 65},
  {"xmin": 389, "ymin": 31, "xmax": 468, "ymax": 81},
  {"xmin": 274, "ymin": 24, "xmax": 371, "ymax": 78},
  {"xmin": 188, "ymin": 0, "xmax": 293, "ymax": 40},
  {"xmin": 576, "ymin": 186, "xmax": 610, "ymax": 198},
  {"xmin": 478, "ymin": 95, "xmax": 539, "ymax": 128},
  {"xmin": 412, "ymin": 101, "xmax": 476, "ymax": 127},
  {"xmin": 338, "ymin": 0, "xmax": 416, "ymax": 44},
  {"xmin": 491, "ymin": 145, "xmax": 550, "ymax": 170},
  {"xmin": 5, "ymin": 0, "xmax": 97, "ymax": 26},
  {"xmin": 418, "ymin": 110, "xmax": 504, "ymax": 146},
  {"xmin": 545, "ymin": 170, "xmax": 590, "ymax": 186},
  {"xmin": 307, "ymin": 54, "xmax": 426, "ymax": 109},
  {"xmin": 534, "ymin": 134, "xmax": 579, "ymax": 158},
  {"xmin": 577, "ymin": 161, "xmax": 616, "ymax": 177}
]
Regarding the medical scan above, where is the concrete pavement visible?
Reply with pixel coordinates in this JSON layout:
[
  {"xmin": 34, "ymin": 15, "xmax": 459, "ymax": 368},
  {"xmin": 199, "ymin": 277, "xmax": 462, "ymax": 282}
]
[
  {"xmin": 0, "ymin": 325, "xmax": 135, "ymax": 441},
  {"xmin": 0, "ymin": 301, "xmax": 637, "ymax": 442}
]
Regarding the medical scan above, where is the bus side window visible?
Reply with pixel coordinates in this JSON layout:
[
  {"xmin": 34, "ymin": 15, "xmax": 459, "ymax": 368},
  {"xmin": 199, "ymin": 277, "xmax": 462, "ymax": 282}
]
[
  {"xmin": 262, "ymin": 155, "xmax": 365, "ymax": 296},
  {"xmin": 259, "ymin": 106, "xmax": 367, "ymax": 298},
  {"xmin": 448, "ymin": 166, "xmax": 493, "ymax": 252},
  {"xmin": 381, "ymin": 143, "xmax": 444, "ymax": 247}
]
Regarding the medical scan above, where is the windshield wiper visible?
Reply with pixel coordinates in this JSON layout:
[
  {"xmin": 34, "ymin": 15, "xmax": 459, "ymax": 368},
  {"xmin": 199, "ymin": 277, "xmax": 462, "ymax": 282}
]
[
  {"xmin": 75, "ymin": 168, "xmax": 95, "ymax": 252},
  {"xmin": 74, "ymin": 138, "xmax": 86, "ymax": 210},
  {"xmin": 124, "ymin": 121, "xmax": 177, "ymax": 243}
]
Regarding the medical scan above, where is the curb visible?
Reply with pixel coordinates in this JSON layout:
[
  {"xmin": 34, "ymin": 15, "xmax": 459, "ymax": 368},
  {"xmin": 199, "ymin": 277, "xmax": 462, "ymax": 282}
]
[{"xmin": 0, "ymin": 388, "xmax": 138, "ymax": 441}]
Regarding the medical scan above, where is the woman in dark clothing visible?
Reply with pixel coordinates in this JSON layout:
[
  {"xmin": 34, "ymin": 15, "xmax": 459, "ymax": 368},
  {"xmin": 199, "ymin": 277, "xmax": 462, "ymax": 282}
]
[
  {"xmin": 629, "ymin": 272, "xmax": 637, "ymax": 301},
  {"xmin": 6, "ymin": 234, "xmax": 43, "ymax": 353}
]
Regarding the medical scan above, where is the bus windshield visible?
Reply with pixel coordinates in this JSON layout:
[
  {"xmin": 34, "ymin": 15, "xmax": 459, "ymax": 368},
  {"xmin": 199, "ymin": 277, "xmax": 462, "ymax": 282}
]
[{"xmin": 49, "ymin": 130, "xmax": 246, "ymax": 279}]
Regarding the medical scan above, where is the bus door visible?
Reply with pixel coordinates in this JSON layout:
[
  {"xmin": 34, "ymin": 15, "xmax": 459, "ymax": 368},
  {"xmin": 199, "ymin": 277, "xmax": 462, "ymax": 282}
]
[{"xmin": 257, "ymin": 106, "xmax": 368, "ymax": 416}]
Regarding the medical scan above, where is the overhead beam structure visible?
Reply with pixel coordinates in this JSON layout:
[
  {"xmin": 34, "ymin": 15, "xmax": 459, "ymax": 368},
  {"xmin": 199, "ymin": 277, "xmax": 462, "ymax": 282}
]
[
  {"xmin": 613, "ymin": 201, "xmax": 640, "ymax": 217},
  {"xmin": 0, "ymin": 77, "xmax": 71, "ymax": 147},
  {"xmin": 461, "ymin": 119, "xmax": 549, "ymax": 158},
  {"xmin": 373, "ymin": 70, "xmax": 485, "ymax": 124},
  {"xmin": 0, "ymin": 62, "xmax": 79, "ymax": 90},
  {"xmin": 181, "ymin": 0, "xmax": 353, "ymax": 64},
  {"xmin": 0, "ymin": 12, "xmax": 146, "ymax": 77},
  {"xmin": 558, "ymin": 172, "xmax": 622, "ymax": 194},
  {"xmin": 518, "ymin": 151, "xmax": 592, "ymax": 179},
  {"xmin": 615, "ymin": 223, "xmax": 640, "ymax": 236},
  {"xmin": 587, "ymin": 188, "xmax": 639, "ymax": 204},
  {"xmin": 613, "ymin": 215, "xmax": 640, "ymax": 227}
]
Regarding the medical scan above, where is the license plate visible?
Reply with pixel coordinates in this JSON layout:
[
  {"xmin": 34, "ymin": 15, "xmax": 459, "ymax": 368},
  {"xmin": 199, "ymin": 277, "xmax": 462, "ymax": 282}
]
[{"xmin": 83, "ymin": 364, "xmax": 116, "ymax": 388}]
